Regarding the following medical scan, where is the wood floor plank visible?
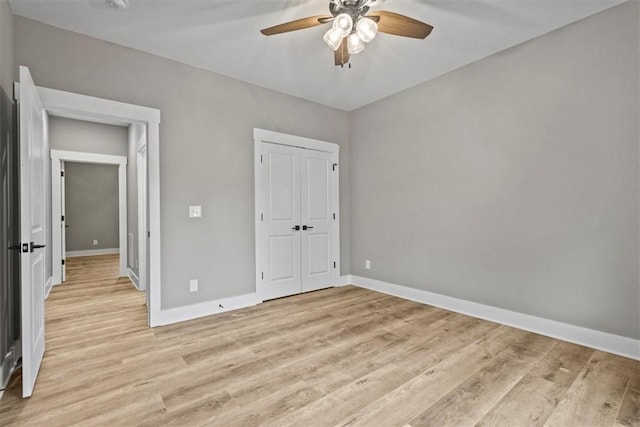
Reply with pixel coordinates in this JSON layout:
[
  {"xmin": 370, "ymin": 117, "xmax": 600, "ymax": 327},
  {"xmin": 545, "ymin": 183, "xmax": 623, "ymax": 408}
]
[
  {"xmin": 336, "ymin": 326, "xmax": 527, "ymax": 427},
  {"xmin": 0, "ymin": 254, "xmax": 636, "ymax": 427},
  {"xmin": 544, "ymin": 352, "xmax": 634, "ymax": 427},
  {"xmin": 616, "ymin": 370, "xmax": 640, "ymax": 426},
  {"xmin": 476, "ymin": 340, "xmax": 593, "ymax": 427},
  {"xmin": 408, "ymin": 333, "xmax": 557, "ymax": 427}
]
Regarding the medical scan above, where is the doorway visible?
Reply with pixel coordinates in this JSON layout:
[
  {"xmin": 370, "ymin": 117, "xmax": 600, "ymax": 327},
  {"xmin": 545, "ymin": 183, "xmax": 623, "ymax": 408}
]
[
  {"xmin": 51, "ymin": 151, "xmax": 129, "ymax": 287},
  {"xmin": 30, "ymin": 82, "xmax": 161, "ymax": 327}
]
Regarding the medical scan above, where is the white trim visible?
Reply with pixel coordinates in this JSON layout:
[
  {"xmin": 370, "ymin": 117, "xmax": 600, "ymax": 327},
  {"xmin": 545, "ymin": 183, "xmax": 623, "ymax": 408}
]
[
  {"xmin": 337, "ymin": 275, "xmax": 353, "ymax": 286},
  {"xmin": 157, "ymin": 293, "xmax": 261, "ymax": 326},
  {"xmin": 66, "ymin": 248, "xmax": 120, "ymax": 257},
  {"xmin": 33, "ymin": 85, "xmax": 161, "ymax": 327},
  {"xmin": 128, "ymin": 268, "xmax": 140, "ymax": 290},
  {"xmin": 254, "ymin": 128, "xmax": 340, "ymax": 154},
  {"xmin": 51, "ymin": 150, "xmax": 127, "ymax": 165},
  {"xmin": 51, "ymin": 150, "xmax": 128, "ymax": 280},
  {"xmin": 348, "ymin": 275, "xmax": 640, "ymax": 361},
  {"xmin": 15, "ymin": 84, "xmax": 161, "ymax": 125},
  {"xmin": 136, "ymin": 140, "xmax": 148, "ymax": 292},
  {"xmin": 44, "ymin": 276, "xmax": 54, "ymax": 299}
]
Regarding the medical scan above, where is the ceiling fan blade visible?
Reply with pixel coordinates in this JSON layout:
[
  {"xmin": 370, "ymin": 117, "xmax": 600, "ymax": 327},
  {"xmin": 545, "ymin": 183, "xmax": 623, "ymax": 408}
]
[
  {"xmin": 334, "ymin": 38, "xmax": 350, "ymax": 66},
  {"xmin": 369, "ymin": 10, "xmax": 433, "ymax": 39},
  {"xmin": 260, "ymin": 15, "xmax": 331, "ymax": 36}
]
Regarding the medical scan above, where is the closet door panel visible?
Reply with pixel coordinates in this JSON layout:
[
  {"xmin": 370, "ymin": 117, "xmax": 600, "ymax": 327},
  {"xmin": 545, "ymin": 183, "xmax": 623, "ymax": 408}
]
[
  {"xmin": 259, "ymin": 143, "xmax": 301, "ymax": 300},
  {"xmin": 300, "ymin": 149, "xmax": 336, "ymax": 292}
]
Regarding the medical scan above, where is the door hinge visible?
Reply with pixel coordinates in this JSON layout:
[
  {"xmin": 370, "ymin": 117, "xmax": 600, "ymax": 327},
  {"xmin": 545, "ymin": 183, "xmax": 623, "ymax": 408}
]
[
  {"xmin": 62, "ymin": 259, "xmax": 65, "ymax": 265},
  {"xmin": 261, "ymin": 272, "xmax": 264, "ymax": 280},
  {"xmin": 61, "ymin": 215, "xmax": 64, "ymax": 221},
  {"xmin": 61, "ymin": 170, "xmax": 64, "ymax": 177},
  {"xmin": 148, "ymin": 231, "xmax": 150, "ymax": 238},
  {"xmin": 261, "ymin": 213, "xmax": 263, "ymax": 222},
  {"xmin": 332, "ymin": 163, "xmax": 338, "ymax": 171},
  {"xmin": 260, "ymin": 155, "xmax": 263, "ymax": 164},
  {"xmin": 333, "ymin": 261, "xmax": 336, "ymax": 269},
  {"xmin": 333, "ymin": 213, "xmax": 336, "ymax": 220}
]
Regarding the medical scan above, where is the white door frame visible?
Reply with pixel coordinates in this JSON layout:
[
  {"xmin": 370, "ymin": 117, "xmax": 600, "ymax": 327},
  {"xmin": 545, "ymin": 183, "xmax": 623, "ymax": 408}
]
[
  {"xmin": 51, "ymin": 150, "xmax": 128, "ymax": 280},
  {"xmin": 17, "ymin": 84, "xmax": 162, "ymax": 327},
  {"xmin": 60, "ymin": 161, "xmax": 66, "ymax": 282},
  {"xmin": 254, "ymin": 128, "xmax": 340, "ymax": 301},
  {"xmin": 137, "ymin": 144, "xmax": 148, "ymax": 292}
]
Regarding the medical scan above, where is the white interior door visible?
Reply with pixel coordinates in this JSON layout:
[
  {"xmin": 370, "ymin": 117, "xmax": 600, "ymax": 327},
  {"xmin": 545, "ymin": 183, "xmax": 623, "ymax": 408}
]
[
  {"xmin": 300, "ymin": 149, "xmax": 338, "ymax": 292},
  {"xmin": 60, "ymin": 161, "xmax": 66, "ymax": 282},
  {"xmin": 258, "ymin": 143, "xmax": 301, "ymax": 300},
  {"xmin": 18, "ymin": 66, "xmax": 46, "ymax": 398}
]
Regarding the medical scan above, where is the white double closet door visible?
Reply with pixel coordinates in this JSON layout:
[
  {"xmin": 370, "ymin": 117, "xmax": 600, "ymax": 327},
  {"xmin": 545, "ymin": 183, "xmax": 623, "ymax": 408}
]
[{"xmin": 256, "ymin": 138, "xmax": 339, "ymax": 301}]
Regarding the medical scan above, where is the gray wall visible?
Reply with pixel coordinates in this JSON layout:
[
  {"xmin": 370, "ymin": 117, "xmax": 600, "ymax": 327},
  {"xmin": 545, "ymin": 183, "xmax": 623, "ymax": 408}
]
[
  {"xmin": 0, "ymin": 0, "xmax": 12, "ymax": 95},
  {"xmin": 349, "ymin": 2, "xmax": 639, "ymax": 340},
  {"xmin": 49, "ymin": 116, "xmax": 128, "ymax": 156},
  {"xmin": 14, "ymin": 16, "xmax": 352, "ymax": 310},
  {"xmin": 0, "ymin": 0, "xmax": 17, "ymax": 387},
  {"xmin": 64, "ymin": 162, "xmax": 119, "ymax": 252}
]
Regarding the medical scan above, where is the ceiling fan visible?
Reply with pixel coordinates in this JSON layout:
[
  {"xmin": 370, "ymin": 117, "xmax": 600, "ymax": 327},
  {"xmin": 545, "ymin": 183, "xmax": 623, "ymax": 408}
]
[{"xmin": 260, "ymin": 0, "xmax": 433, "ymax": 67}]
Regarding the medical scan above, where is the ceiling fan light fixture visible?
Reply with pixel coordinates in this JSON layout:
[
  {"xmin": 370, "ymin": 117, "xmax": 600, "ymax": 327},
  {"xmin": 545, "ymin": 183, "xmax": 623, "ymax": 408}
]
[
  {"xmin": 323, "ymin": 28, "xmax": 344, "ymax": 51},
  {"xmin": 356, "ymin": 17, "xmax": 378, "ymax": 43},
  {"xmin": 333, "ymin": 13, "xmax": 353, "ymax": 37},
  {"xmin": 347, "ymin": 33, "xmax": 365, "ymax": 55}
]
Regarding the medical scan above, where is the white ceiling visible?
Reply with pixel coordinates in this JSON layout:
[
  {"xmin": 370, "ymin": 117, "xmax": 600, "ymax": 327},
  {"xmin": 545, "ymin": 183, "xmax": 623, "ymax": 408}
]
[{"xmin": 9, "ymin": 0, "xmax": 625, "ymax": 111}]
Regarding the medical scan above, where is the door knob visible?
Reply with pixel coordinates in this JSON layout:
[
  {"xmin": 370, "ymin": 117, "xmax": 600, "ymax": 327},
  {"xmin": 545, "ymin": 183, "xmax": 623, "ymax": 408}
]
[
  {"xmin": 291, "ymin": 225, "xmax": 300, "ymax": 231},
  {"xmin": 302, "ymin": 225, "xmax": 314, "ymax": 230}
]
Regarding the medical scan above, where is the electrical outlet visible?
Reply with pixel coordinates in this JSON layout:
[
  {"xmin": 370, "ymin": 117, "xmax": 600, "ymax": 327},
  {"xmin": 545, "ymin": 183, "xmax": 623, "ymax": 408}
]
[
  {"xmin": 189, "ymin": 279, "xmax": 198, "ymax": 292},
  {"xmin": 93, "ymin": 240, "xmax": 98, "ymax": 246},
  {"xmin": 189, "ymin": 205, "xmax": 202, "ymax": 218},
  {"xmin": 365, "ymin": 260, "xmax": 371, "ymax": 269}
]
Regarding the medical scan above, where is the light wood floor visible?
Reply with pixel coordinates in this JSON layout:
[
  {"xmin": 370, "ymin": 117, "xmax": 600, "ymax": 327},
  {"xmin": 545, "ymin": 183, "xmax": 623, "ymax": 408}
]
[{"xmin": 0, "ymin": 255, "xmax": 638, "ymax": 426}]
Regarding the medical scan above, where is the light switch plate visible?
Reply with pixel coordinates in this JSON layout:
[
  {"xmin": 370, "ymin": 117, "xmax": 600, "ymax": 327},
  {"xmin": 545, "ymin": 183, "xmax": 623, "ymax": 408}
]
[
  {"xmin": 365, "ymin": 260, "xmax": 371, "ymax": 269},
  {"xmin": 189, "ymin": 205, "xmax": 202, "ymax": 218},
  {"xmin": 190, "ymin": 279, "xmax": 198, "ymax": 292}
]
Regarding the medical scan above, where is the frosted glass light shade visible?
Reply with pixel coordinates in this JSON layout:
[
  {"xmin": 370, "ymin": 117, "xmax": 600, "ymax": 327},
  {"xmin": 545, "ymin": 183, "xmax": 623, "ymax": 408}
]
[
  {"xmin": 323, "ymin": 28, "xmax": 343, "ymax": 51},
  {"xmin": 356, "ymin": 17, "xmax": 378, "ymax": 43},
  {"xmin": 347, "ymin": 33, "xmax": 365, "ymax": 54},
  {"xmin": 333, "ymin": 13, "xmax": 353, "ymax": 37}
]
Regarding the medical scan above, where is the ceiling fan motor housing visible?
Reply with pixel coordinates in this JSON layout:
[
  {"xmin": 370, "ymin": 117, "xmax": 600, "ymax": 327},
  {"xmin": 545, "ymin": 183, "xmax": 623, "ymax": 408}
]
[{"xmin": 330, "ymin": 0, "xmax": 371, "ymax": 20}]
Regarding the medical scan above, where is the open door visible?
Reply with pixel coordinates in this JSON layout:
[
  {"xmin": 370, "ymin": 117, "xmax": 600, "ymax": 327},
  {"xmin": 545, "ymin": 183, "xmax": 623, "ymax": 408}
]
[
  {"xmin": 17, "ymin": 66, "xmax": 46, "ymax": 398},
  {"xmin": 60, "ymin": 161, "xmax": 66, "ymax": 282}
]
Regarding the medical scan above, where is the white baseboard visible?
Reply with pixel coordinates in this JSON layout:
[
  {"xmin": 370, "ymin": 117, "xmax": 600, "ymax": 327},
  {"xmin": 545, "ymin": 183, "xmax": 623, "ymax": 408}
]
[
  {"xmin": 349, "ymin": 275, "xmax": 640, "ymax": 361},
  {"xmin": 44, "ymin": 276, "xmax": 54, "ymax": 299},
  {"xmin": 66, "ymin": 248, "xmax": 119, "ymax": 257},
  {"xmin": 157, "ymin": 293, "xmax": 261, "ymax": 326},
  {"xmin": 128, "ymin": 268, "xmax": 140, "ymax": 290},
  {"xmin": 337, "ymin": 275, "xmax": 353, "ymax": 286}
]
